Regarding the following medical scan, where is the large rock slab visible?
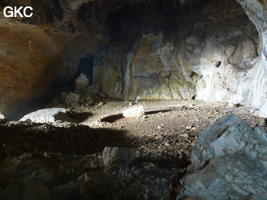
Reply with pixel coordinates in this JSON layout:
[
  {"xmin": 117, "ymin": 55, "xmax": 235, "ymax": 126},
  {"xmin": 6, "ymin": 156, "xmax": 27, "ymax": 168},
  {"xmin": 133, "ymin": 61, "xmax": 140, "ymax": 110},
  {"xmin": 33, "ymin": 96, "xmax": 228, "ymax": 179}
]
[
  {"xmin": 20, "ymin": 108, "xmax": 67, "ymax": 123},
  {"xmin": 122, "ymin": 105, "xmax": 145, "ymax": 118},
  {"xmin": 179, "ymin": 114, "xmax": 267, "ymax": 200}
]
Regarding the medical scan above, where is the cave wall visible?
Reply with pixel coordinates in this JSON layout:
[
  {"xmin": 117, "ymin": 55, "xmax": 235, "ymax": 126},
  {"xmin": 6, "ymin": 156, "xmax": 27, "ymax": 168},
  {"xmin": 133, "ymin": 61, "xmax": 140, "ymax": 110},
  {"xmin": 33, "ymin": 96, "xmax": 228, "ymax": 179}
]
[
  {"xmin": 0, "ymin": 0, "xmax": 266, "ymax": 117},
  {"xmin": 0, "ymin": 0, "xmax": 109, "ymax": 117},
  {"xmin": 93, "ymin": 0, "xmax": 260, "ymax": 104},
  {"xmin": 0, "ymin": 0, "xmax": 149, "ymax": 117},
  {"xmin": 236, "ymin": 0, "xmax": 267, "ymax": 116}
]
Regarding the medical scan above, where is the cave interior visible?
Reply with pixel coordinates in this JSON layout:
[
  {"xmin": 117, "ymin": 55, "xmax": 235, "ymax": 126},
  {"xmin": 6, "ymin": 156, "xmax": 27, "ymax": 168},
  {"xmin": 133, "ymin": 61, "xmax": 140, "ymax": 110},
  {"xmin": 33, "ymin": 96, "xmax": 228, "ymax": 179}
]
[{"xmin": 0, "ymin": 0, "xmax": 267, "ymax": 199}]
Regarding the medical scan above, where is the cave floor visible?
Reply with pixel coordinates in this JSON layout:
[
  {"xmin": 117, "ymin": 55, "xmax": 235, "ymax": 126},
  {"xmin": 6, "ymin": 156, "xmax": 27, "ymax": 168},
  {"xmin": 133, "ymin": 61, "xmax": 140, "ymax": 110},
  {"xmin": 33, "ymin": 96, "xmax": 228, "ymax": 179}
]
[
  {"xmin": 0, "ymin": 100, "xmax": 265, "ymax": 199},
  {"xmin": 69, "ymin": 100, "xmax": 264, "ymax": 165}
]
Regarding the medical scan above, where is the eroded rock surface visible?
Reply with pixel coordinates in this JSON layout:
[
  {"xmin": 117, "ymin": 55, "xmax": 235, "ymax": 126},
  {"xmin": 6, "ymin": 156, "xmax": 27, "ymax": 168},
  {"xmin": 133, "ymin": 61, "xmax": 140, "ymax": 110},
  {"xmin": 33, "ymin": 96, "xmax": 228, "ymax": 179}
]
[
  {"xmin": 0, "ymin": 0, "xmax": 267, "ymax": 117},
  {"xmin": 20, "ymin": 108, "xmax": 67, "ymax": 123},
  {"xmin": 93, "ymin": 0, "xmax": 262, "ymax": 106},
  {"xmin": 179, "ymin": 114, "xmax": 267, "ymax": 200},
  {"xmin": 0, "ymin": 19, "xmax": 105, "ymax": 117},
  {"xmin": 102, "ymin": 147, "xmax": 136, "ymax": 172}
]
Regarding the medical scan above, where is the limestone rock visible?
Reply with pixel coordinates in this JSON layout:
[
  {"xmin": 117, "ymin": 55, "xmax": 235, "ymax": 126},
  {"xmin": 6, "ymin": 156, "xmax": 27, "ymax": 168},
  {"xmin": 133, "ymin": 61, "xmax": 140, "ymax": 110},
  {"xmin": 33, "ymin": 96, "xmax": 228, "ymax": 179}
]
[
  {"xmin": 93, "ymin": 0, "xmax": 263, "ymax": 111},
  {"xmin": 65, "ymin": 92, "xmax": 80, "ymax": 105},
  {"xmin": 0, "ymin": 113, "xmax": 5, "ymax": 121},
  {"xmin": 0, "ymin": 5, "xmax": 106, "ymax": 117},
  {"xmin": 179, "ymin": 114, "xmax": 267, "ymax": 199},
  {"xmin": 85, "ymin": 96, "xmax": 94, "ymax": 105},
  {"xmin": 102, "ymin": 147, "xmax": 136, "ymax": 172},
  {"xmin": 0, "ymin": 21, "xmax": 71, "ymax": 117},
  {"xmin": 20, "ymin": 108, "xmax": 66, "ymax": 123},
  {"xmin": 122, "ymin": 105, "xmax": 145, "ymax": 118}
]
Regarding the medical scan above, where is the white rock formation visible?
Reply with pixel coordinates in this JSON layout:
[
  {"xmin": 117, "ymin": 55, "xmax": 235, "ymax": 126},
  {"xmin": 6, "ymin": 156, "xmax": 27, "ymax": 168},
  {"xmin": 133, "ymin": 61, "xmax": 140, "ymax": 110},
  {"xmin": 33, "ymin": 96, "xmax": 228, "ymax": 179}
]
[
  {"xmin": 0, "ymin": 113, "xmax": 5, "ymax": 120},
  {"xmin": 75, "ymin": 73, "xmax": 89, "ymax": 90},
  {"xmin": 94, "ymin": 0, "xmax": 267, "ymax": 117},
  {"xmin": 20, "ymin": 108, "xmax": 67, "ymax": 123},
  {"xmin": 179, "ymin": 114, "xmax": 267, "ymax": 200},
  {"xmin": 122, "ymin": 105, "xmax": 145, "ymax": 118},
  {"xmin": 236, "ymin": 0, "xmax": 267, "ymax": 117},
  {"xmin": 221, "ymin": 0, "xmax": 267, "ymax": 117}
]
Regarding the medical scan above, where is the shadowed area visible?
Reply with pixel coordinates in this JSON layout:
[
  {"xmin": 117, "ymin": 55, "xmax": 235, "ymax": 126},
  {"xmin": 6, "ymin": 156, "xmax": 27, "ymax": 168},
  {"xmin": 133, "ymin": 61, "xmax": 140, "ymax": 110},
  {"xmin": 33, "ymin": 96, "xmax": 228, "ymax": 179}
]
[
  {"xmin": 54, "ymin": 111, "xmax": 94, "ymax": 123},
  {"xmin": 0, "ymin": 123, "xmax": 130, "ymax": 158}
]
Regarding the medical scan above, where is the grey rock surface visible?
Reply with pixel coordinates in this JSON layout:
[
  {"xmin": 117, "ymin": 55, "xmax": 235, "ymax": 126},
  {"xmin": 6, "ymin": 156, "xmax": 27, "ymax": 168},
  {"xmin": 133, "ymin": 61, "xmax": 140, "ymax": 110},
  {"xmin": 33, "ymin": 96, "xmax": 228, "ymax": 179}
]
[
  {"xmin": 0, "ymin": 113, "xmax": 5, "ymax": 121},
  {"xmin": 65, "ymin": 92, "xmax": 80, "ymax": 105},
  {"xmin": 20, "ymin": 108, "xmax": 67, "ymax": 123},
  {"xmin": 102, "ymin": 147, "xmax": 137, "ymax": 172},
  {"xmin": 179, "ymin": 114, "xmax": 267, "ymax": 200},
  {"xmin": 122, "ymin": 105, "xmax": 145, "ymax": 118}
]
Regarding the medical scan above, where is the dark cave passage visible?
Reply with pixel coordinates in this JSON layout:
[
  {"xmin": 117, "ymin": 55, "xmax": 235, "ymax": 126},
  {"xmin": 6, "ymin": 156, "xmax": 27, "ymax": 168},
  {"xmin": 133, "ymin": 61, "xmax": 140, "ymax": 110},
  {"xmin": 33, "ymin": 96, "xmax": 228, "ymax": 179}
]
[{"xmin": 76, "ymin": 54, "xmax": 95, "ymax": 85}]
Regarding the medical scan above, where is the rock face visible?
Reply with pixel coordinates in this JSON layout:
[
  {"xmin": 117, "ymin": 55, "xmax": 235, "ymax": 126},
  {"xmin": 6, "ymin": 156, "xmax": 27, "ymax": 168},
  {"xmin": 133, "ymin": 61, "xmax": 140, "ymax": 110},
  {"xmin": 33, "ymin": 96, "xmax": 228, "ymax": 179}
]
[
  {"xmin": 93, "ymin": 0, "xmax": 261, "ymax": 104},
  {"xmin": 102, "ymin": 147, "xmax": 136, "ymax": 172},
  {"xmin": 0, "ymin": 21, "xmax": 69, "ymax": 117},
  {"xmin": 20, "ymin": 108, "xmax": 67, "ymax": 123},
  {"xmin": 0, "ymin": 0, "xmax": 267, "ymax": 117},
  {"xmin": 0, "ymin": 19, "xmax": 105, "ymax": 117},
  {"xmin": 92, "ymin": 0, "xmax": 267, "ymax": 117},
  {"xmin": 179, "ymin": 114, "xmax": 267, "ymax": 200}
]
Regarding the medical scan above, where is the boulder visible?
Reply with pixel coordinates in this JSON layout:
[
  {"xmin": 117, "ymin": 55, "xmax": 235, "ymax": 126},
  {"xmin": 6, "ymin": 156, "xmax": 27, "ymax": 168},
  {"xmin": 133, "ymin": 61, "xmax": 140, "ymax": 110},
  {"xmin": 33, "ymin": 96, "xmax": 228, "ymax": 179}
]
[
  {"xmin": 65, "ymin": 92, "xmax": 80, "ymax": 105},
  {"xmin": 179, "ymin": 114, "xmax": 267, "ymax": 200},
  {"xmin": 20, "ymin": 108, "xmax": 66, "ymax": 123},
  {"xmin": 122, "ymin": 105, "xmax": 145, "ymax": 118},
  {"xmin": 0, "ymin": 113, "xmax": 5, "ymax": 121},
  {"xmin": 102, "ymin": 147, "xmax": 136, "ymax": 173}
]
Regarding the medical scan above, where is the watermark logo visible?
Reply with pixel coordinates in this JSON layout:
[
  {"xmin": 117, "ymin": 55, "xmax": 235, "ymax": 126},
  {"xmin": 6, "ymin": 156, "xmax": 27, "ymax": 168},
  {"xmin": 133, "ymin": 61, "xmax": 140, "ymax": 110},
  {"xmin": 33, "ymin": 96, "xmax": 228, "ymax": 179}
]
[{"xmin": 3, "ymin": 6, "xmax": 34, "ymax": 18}]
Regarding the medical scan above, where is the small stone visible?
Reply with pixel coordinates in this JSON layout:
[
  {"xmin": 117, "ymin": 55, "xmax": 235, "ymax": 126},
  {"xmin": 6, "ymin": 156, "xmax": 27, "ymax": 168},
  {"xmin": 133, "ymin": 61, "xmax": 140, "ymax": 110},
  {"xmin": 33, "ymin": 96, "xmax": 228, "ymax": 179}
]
[
  {"xmin": 164, "ymin": 142, "xmax": 170, "ymax": 146},
  {"xmin": 185, "ymin": 126, "xmax": 191, "ymax": 130},
  {"xmin": 140, "ymin": 115, "xmax": 147, "ymax": 120},
  {"xmin": 65, "ymin": 92, "xmax": 80, "ymax": 105},
  {"xmin": 234, "ymin": 103, "xmax": 242, "ymax": 108},
  {"xmin": 122, "ymin": 105, "xmax": 145, "ymax": 118},
  {"xmin": 102, "ymin": 147, "xmax": 136, "ymax": 173},
  {"xmin": 98, "ymin": 102, "xmax": 104, "ymax": 106},
  {"xmin": 85, "ymin": 96, "xmax": 94, "ymax": 105},
  {"xmin": 180, "ymin": 133, "xmax": 188, "ymax": 138},
  {"xmin": 157, "ymin": 125, "xmax": 163, "ymax": 130}
]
